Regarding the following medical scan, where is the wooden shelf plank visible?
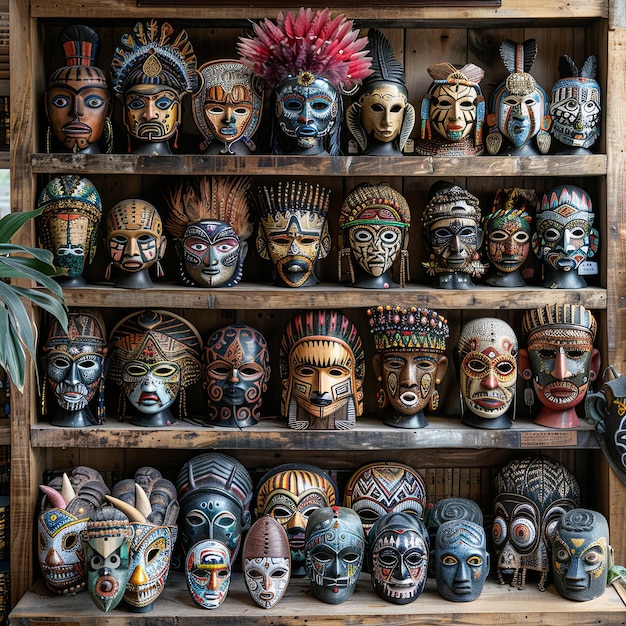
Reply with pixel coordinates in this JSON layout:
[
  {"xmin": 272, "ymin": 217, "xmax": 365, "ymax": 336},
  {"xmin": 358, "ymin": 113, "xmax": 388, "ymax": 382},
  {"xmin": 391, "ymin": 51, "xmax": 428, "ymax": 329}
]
[
  {"xmin": 9, "ymin": 574, "xmax": 626, "ymax": 625},
  {"xmin": 30, "ymin": 0, "xmax": 608, "ymax": 22},
  {"xmin": 61, "ymin": 283, "xmax": 608, "ymax": 312},
  {"xmin": 31, "ymin": 153, "xmax": 608, "ymax": 178},
  {"xmin": 30, "ymin": 416, "xmax": 601, "ymax": 450}
]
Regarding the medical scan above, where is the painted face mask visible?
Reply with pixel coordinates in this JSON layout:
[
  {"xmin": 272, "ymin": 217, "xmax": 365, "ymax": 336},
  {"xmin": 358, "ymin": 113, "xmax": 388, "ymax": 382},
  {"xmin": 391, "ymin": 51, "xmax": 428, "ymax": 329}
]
[
  {"xmin": 347, "ymin": 29, "xmax": 414, "ymax": 156},
  {"xmin": 108, "ymin": 310, "xmax": 202, "ymax": 427},
  {"xmin": 416, "ymin": 63, "xmax": 485, "ymax": 157},
  {"xmin": 492, "ymin": 456, "xmax": 580, "ymax": 591},
  {"xmin": 38, "ymin": 508, "xmax": 89, "ymax": 595},
  {"xmin": 279, "ymin": 310, "xmax": 365, "ymax": 430},
  {"xmin": 367, "ymin": 306, "xmax": 449, "ymax": 428},
  {"xmin": 586, "ymin": 368, "xmax": 626, "ymax": 486},
  {"xmin": 45, "ymin": 25, "xmax": 111, "ymax": 154},
  {"xmin": 110, "ymin": 20, "xmax": 197, "ymax": 155},
  {"xmin": 192, "ymin": 60, "xmax": 263, "ymax": 154},
  {"xmin": 38, "ymin": 467, "xmax": 111, "ymax": 596},
  {"xmin": 368, "ymin": 511, "xmax": 429, "ymax": 604},
  {"xmin": 37, "ymin": 175, "xmax": 102, "ymax": 288},
  {"xmin": 343, "ymin": 461, "xmax": 427, "ymax": 536},
  {"xmin": 550, "ymin": 55, "xmax": 601, "ymax": 152},
  {"xmin": 551, "ymin": 508, "xmax": 612, "ymax": 601},
  {"xmin": 305, "ymin": 506, "xmax": 364, "ymax": 604},
  {"xmin": 237, "ymin": 8, "xmax": 372, "ymax": 156},
  {"xmin": 163, "ymin": 175, "xmax": 253, "ymax": 288},
  {"xmin": 256, "ymin": 181, "xmax": 331, "ymax": 288},
  {"xmin": 176, "ymin": 452, "xmax": 253, "ymax": 560},
  {"xmin": 484, "ymin": 188, "xmax": 536, "ymax": 287},
  {"xmin": 185, "ymin": 539, "xmax": 231, "ymax": 609},
  {"xmin": 486, "ymin": 39, "xmax": 551, "ymax": 156},
  {"xmin": 532, "ymin": 185, "xmax": 599, "ymax": 289},
  {"xmin": 43, "ymin": 310, "xmax": 108, "ymax": 428},
  {"xmin": 273, "ymin": 74, "xmax": 340, "ymax": 155},
  {"xmin": 457, "ymin": 317, "xmax": 518, "ymax": 429},
  {"xmin": 81, "ymin": 508, "xmax": 134, "ymax": 612},
  {"xmin": 339, "ymin": 183, "xmax": 411, "ymax": 289},
  {"xmin": 106, "ymin": 470, "xmax": 179, "ymax": 612},
  {"xmin": 105, "ymin": 199, "xmax": 167, "ymax": 289},
  {"xmin": 203, "ymin": 324, "xmax": 270, "ymax": 428},
  {"xmin": 434, "ymin": 519, "xmax": 490, "ymax": 602},
  {"xmin": 242, "ymin": 515, "xmax": 291, "ymax": 609},
  {"xmin": 255, "ymin": 463, "xmax": 338, "ymax": 577},
  {"xmin": 520, "ymin": 304, "xmax": 600, "ymax": 429},
  {"xmin": 422, "ymin": 182, "xmax": 485, "ymax": 289}
]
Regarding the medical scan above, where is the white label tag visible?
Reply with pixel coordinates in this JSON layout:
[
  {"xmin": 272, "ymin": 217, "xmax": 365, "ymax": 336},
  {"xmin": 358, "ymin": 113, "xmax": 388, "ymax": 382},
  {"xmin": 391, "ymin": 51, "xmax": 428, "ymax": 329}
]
[{"xmin": 578, "ymin": 261, "xmax": 598, "ymax": 275}]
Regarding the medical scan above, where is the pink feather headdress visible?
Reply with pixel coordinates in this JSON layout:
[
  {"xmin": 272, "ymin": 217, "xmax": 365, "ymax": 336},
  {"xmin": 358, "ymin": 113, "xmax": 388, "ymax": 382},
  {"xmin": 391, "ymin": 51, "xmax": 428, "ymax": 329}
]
[{"xmin": 237, "ymin": 7, "xmax": 372, "ymax": 93}]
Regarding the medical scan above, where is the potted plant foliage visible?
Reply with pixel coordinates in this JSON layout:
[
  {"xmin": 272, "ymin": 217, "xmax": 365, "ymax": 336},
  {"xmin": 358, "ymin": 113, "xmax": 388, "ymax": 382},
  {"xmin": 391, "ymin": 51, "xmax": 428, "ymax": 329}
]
[{"xmin": 0, "ymin": 207, "xmax": 67, "ymax": 391}]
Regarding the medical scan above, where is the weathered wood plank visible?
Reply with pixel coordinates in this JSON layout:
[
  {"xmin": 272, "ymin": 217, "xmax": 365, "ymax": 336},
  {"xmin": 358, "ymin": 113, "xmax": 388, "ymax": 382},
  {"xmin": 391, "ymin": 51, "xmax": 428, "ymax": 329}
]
[
  {"xmin": 9, "ymin": 574, "xmax": 626, "ymax": 626},
  {"xmin": 60, "ymin": 283, "xmax": 608, "ymax": 311},
  {"xmin": 30, "ymin": 153, "xmax": 608, "ymax": 177},
  {"xmin": 29, "ymin": 416, "xmax": 601, "ymax": 450},
  {"xmin": 29, "ymin": 0, "xmax": 608, "ymax": 22}
]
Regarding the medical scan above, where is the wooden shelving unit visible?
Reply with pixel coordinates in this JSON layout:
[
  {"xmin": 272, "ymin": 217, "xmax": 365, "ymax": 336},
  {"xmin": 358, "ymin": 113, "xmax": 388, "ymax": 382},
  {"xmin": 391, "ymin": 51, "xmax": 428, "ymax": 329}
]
[
  {"xmin": 9, "ymin": 574, "xmax": 626, "ymax": 626},
  {"xmin": 8, "ymin": 0, "xmax": 626, "ymax": 623}
]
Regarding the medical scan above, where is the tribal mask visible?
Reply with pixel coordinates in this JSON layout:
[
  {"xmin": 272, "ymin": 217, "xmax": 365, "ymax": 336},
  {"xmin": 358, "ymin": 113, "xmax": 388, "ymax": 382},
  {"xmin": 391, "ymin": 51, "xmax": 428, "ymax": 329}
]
[
  {"xmin": 492, "ymin": 456, "xmax": 580, "ymax": 591},
  {"xmin": 520, "ymin": 304, "xmax": 600, "ymax": 428},
  {"xmin": 368, "ymin": 511, "xmax": 429, "ymax": 604},
  {"xmin": 256, "ymin": 181, "xmax": 331, "ymax": 288},
  {"xmin": 550, "ymin": 55, "xmax": 600, "ymax": 150},
  {"xmin": 185, "ymin": 539, "xmax": 231, "ymax": 609},
  {"xmin": 242, "ymin": 515, "xmax": 291, "ymax": 608},
  {"xmin": 255, "ymin": 463, "xmax": 337, "ymax": 578},
  {"xmin": 45, "ymin": 25, "xmax": 111, "ymax": 154},
  {"xmin": 279, "ymin": 310, "xmax": 365, "ymax": 430},
  {"xmin": 367, "ymin": 306, "xmax": 449, "ymax": 427},
  {"xmin": 192, "ymin": 60, "xmax": 263, "ymax": 154},
  {"xmin": 37, "ymin": 175, "xmax": 102, "ymax": 284},
  {"xmin": 305, "ymin": 506, "xmax": 365, "ymax": 604},
  {"xmin": 343, "ymin": 461, "xmax": 427, "ymax": 535},
  {"xmin": 203, "ymin": 324, "xmax": 270, "ymax": 428},
  {"xmin": 457, "ymin": 317, "xmax": 518, "ymax": 428},
  {"xmin": 551, "ymin": 508, "xmax": 611, "ymax": 601},
  {"xmin": 434, "ymin": 519, "xmax": 489, "ymax": 602}
]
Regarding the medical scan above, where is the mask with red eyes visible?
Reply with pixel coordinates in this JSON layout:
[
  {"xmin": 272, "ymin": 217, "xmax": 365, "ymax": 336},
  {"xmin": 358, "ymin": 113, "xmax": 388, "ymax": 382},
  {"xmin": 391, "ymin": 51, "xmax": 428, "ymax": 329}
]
[{"xmin": 456, "ymin": 317, "xmax": 518, "ymax": 430}]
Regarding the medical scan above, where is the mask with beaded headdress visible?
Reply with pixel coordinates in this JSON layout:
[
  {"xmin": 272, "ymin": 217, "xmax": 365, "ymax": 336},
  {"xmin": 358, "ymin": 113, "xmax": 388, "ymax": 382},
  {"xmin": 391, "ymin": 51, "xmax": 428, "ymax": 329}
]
[
  {"xmin": 238, "ymin": 7, "xmax": 372, "ymax": 155},
  {"xmin": 422, "ymin": 181, "xmax": 486, "ymax": 289},
  {"xmin": 163, "ymin": 176, "xmax": 253, "ymax": 287},
  {"xmin": 37, "ymin": 175, "xmax": 103, "ymax": 288},
  {"xmin": 366, "ymin": 306, "xmax": 449, "ymax": 428},
  {"xmin": 339, "ymin": 182, "xmax": 411, "ymax": 289},
  {"xmin": 110, "ymin": 20, "xmax": 197, "ymax": 155}
]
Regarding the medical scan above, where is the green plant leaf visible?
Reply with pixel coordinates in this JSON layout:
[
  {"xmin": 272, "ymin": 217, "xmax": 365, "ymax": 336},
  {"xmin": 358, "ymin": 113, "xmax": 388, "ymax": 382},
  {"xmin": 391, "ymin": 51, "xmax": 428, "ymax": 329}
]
[
  {"xmin": 11, "ymin": 285, "xmax": 68, "ymax": 331},
  {"xmin": 0, "ymin": 301, "xmax": 26, "ymax": 391},
  {"xmin": 0, "ymin": 256, "xmax": 67, "ymax": 299},
  {"xmin": 0, "ymin": 208, "xmax": 43, "ymax": 242},
  {"xmin": 0, "ymin": 280, "xmax": 36, "ymax": 363},
  {"xmin": 0, "ymin": 243, "xmax": 56, "ymax": 265}
]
